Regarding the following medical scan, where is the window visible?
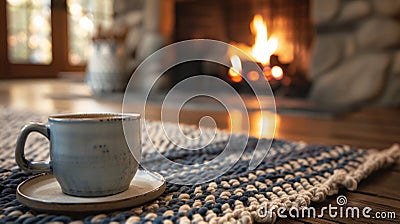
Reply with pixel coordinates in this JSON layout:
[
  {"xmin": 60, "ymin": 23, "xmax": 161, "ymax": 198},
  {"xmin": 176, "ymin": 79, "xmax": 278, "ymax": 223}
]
[
  {"xmin": 0, "ymin": 0, "xmax": 114, "ymax": 78},
  {"xmin": 67, "ymin": 0, "xmax": 114, "ymax": 65},
  {"xmin": 7, "ymin": 0, "xmax": 52, "ymax": 64}
]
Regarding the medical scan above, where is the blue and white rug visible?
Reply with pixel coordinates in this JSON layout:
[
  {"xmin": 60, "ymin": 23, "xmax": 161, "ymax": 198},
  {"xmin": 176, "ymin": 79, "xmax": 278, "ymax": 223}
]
[{"xmin": 0, "ymin": 108, "xmax": 398, "ymax": 223}]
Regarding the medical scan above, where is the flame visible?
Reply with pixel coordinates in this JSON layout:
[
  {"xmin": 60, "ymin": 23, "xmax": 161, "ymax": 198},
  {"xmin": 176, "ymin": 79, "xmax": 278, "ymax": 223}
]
[
  {"xmin": 228, "ymin": 55, "xmax": 243, "ymax": 83},
  {"xmin": 250, "ymin": 15, "xmax": 278, "ymax": 66},
  {"xmin": 227, "ymin": 14, "xmax": 289, "ymax": 82},
  {"xmin": 271, "ymin": 66, "xmax": 283, "ymax": 80},
  {"xmin": 262, "ymin": 67, "xmax": 271, "ymax": 80}
]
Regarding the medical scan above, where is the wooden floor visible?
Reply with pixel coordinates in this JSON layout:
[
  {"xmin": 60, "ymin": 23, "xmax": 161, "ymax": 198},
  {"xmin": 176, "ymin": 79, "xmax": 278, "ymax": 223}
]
[{"xmin": 0, "ymin": 79, "xmax": 399, "ymax": 223}]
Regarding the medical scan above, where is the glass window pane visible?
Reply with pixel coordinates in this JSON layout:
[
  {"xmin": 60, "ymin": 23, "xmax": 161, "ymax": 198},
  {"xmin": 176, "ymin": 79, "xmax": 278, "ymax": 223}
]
[
  {"xmin": 67, "ymin": 0, "xmax": 114, "ymax": 65},
  {"xmin": 6, "ymin": 0, "xmax": 52, "ymax": 64}
]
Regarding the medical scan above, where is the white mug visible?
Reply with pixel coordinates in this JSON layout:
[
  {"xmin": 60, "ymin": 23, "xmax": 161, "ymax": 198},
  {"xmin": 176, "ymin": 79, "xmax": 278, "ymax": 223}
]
[{"xmin": 15, "ymin": 113, "xmax": 141, "ymax": 197}]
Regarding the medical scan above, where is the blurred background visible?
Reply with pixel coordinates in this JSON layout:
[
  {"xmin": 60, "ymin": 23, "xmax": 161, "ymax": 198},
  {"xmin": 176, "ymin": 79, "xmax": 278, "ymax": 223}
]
[
  {"xmin": 1, "ymin": 2, "xmax": 399, "ymax": 221},
  {"xmin": 0, "ymin": 0, "xmax": 399, "ymax": 113}
]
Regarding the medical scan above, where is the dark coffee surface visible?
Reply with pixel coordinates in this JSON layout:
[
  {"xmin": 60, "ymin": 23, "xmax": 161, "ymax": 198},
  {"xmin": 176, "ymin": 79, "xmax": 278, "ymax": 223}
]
[{"xmin": 49, "ymin": 113, "xmax": 139, "ymax": 121}]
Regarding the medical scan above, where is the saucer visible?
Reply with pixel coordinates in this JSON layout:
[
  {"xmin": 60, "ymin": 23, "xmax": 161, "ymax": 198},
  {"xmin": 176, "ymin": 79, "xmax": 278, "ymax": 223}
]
[{"xmin": 17, "ymin": 169, "xmax": 166, "ymax": 213}]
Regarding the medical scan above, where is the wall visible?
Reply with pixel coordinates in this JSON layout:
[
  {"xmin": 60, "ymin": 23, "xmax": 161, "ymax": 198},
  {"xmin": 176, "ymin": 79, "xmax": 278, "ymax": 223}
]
[{"xmin": 309, "ymin": 0, "xmax": 400, "ymax": 110}]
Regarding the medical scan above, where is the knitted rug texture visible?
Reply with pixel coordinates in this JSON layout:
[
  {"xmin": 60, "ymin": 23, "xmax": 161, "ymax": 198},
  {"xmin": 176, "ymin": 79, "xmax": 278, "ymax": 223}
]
[{"xmin": 0, "ymin": 108, "xmax": 399, "ymax": 223}]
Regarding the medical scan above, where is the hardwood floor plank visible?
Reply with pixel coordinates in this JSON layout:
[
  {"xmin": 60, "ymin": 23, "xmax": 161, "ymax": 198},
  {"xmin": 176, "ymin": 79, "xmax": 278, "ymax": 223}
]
[
  {"xmin": 355, "ymin": 170, "xmax": 400, "ymax": 200},
  {"xmin": 295, "ymin": 218, "xmax": 341, "ymax": 224},
  {"xmin": 392, "ymin": 162, "xmax": 400, "ymax": 173},
  {"xmin": 277, "ymin": 118, "xmax": 400, "ymax": 143},
  {"xmin": 276, "ymin": 219, "xmax": 306, "ymax": 224},
  {"xmin": 306, "ymin": 192, "xmax": 400, "ymax": 224},
  {"xmin": 275, "ymin": 132, "xmax": 396, "ymax": 149}
]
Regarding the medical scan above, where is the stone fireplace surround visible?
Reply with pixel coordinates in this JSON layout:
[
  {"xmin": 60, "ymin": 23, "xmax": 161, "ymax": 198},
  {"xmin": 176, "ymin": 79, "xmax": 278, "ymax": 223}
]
[
  {"xmin": 310, "ymin": 0, "xmax": 400, "ymax": 110},
  {"xmin": 113, "ymin": 0, "xmax": 400, "ymax": 111}
]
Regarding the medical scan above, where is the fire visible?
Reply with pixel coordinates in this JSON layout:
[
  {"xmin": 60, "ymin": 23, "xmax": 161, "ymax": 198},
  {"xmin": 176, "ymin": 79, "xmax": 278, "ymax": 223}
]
[
  {"xmin": 227, "ymin": 14, "xmax": 287, "ymax": 83},
  {"xmin": 228, "ymin": 55, "xmax": 242, "ymax": 83},
  {"xmin": 271, "ymin": 66, "xmax": 283, "ymax": 80},
  {"xmin": 250, "ymin": 15, "xmax": 278, "ymax": 66}
]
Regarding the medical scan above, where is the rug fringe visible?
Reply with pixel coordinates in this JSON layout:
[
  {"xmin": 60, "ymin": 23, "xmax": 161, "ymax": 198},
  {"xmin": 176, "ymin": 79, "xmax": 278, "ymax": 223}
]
[
  {"xmin": 252, "ymin": 144, "xmax": 400, "ymax": 223},
  {"xmin": 344, "ymin": 143, "xmax": 399, "ymax": 190}
]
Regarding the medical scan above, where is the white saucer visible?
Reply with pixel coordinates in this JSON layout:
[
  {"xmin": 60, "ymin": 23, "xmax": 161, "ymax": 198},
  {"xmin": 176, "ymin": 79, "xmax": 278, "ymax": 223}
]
[{"xmin": 17, "ymin": 169, "xmax": 166, "ymax": 213}]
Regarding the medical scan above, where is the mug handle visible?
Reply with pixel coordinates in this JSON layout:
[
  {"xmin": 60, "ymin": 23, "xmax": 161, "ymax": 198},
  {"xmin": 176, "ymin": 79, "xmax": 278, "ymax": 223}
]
[{"xmin": 15, "ymin": 123, "xmax": 51, "ymax": 173}]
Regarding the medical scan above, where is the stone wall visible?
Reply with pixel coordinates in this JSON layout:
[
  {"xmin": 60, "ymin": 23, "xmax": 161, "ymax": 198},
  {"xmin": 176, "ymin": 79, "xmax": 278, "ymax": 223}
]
[{"xmin": 309, "ymin": 0, "xmax": 400, "ymax": 110}]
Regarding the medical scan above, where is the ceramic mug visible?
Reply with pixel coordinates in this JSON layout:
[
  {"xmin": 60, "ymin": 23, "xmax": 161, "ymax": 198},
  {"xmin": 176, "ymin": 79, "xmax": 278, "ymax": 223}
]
[{"xmin": 15, "ymin": 113, "xmax": 141, "ymax": 197}]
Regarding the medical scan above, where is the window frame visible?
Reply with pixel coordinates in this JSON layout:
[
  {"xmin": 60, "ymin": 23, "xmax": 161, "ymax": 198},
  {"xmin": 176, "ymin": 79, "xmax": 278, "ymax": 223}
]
[{"xmin": 0, "ymin": 0, "xmax": 85, "ymax": 79}]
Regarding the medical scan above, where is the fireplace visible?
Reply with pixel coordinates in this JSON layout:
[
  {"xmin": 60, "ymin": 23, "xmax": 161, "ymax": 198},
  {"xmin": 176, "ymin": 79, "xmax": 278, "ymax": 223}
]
[
  {"xmin": 115, "ymin": 0, "xmax": 400, "ymax": 110},
  {"xmin": 169, "ymin": 0, "xmax": 313, "ymax": 97}
]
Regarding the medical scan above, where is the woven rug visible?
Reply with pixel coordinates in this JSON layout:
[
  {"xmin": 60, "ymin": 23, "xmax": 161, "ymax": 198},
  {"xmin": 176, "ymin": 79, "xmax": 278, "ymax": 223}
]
[{"xmin": 0, "ymin": 108, "xmax": 399, "ymax": 224}]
